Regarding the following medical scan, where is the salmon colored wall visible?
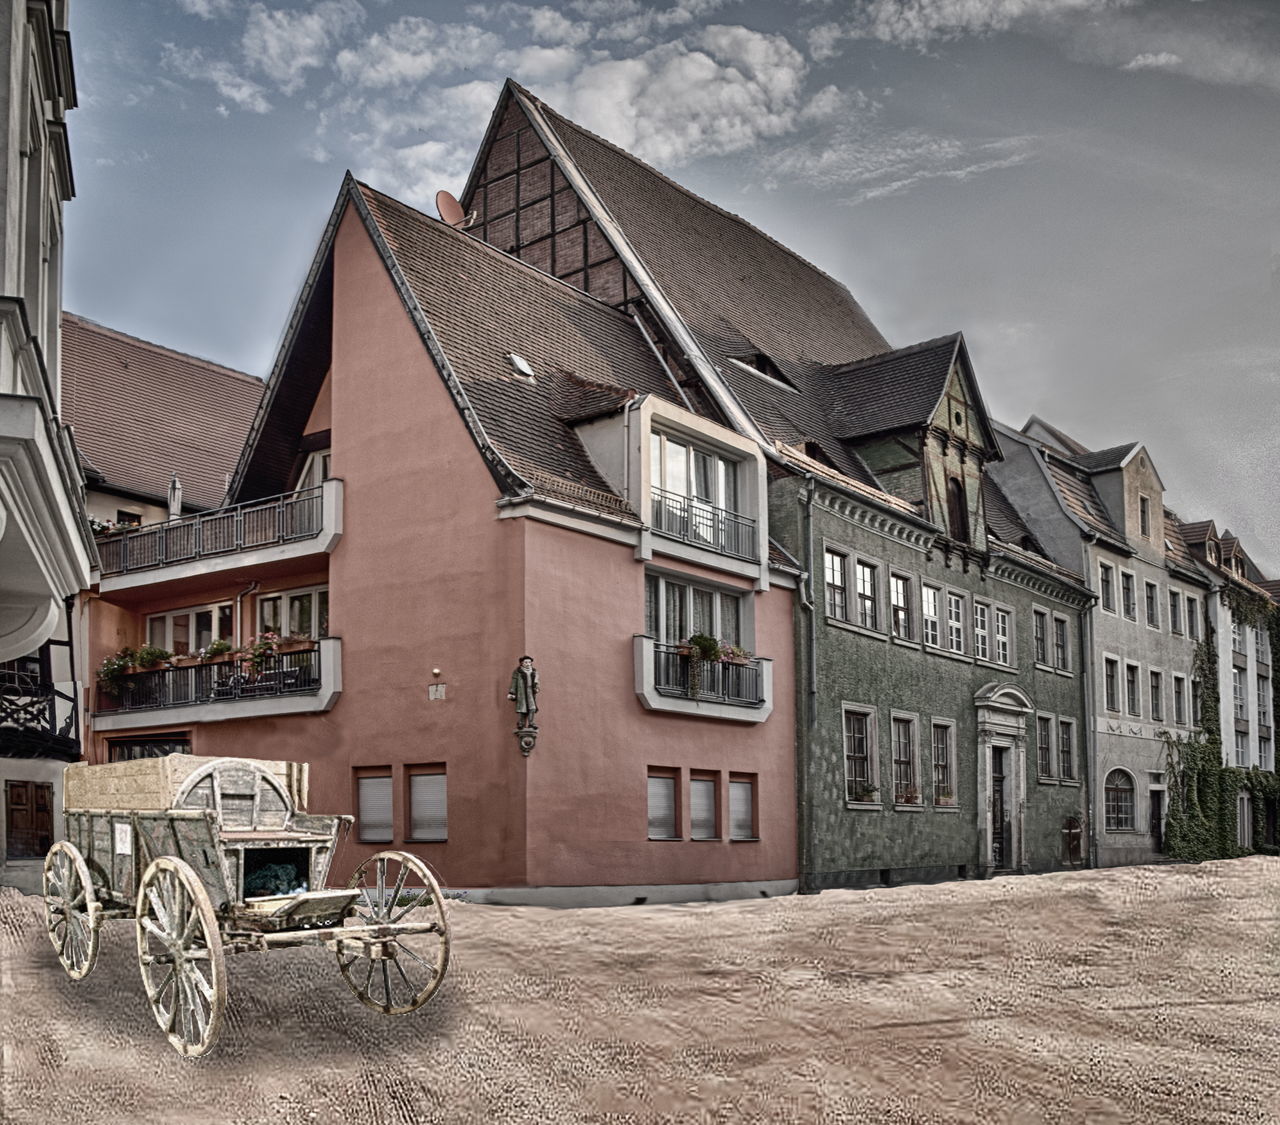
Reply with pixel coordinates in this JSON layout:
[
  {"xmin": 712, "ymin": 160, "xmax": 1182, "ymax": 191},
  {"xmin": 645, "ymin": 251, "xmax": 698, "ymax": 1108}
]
[
  {"xmin": 521, "ymin": 519, "xmax": 797, "ymax": 887},
  {"xmin": 304, "ymin": 372, "xmax": 332, "ymax": 435}
]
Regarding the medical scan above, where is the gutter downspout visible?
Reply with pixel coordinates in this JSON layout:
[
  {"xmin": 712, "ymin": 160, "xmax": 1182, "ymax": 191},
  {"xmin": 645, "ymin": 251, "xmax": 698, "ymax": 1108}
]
[
  {"xmin": 797, "ymin": 474, "xmax": 819, "ymax": 893},
  {"xmin": 1080, "ymin": 537, "xmax": 1101, "ymax": 869},
  {"xmin": 235, "ymin": 581, "xmax": 260, "ymax": 648}
]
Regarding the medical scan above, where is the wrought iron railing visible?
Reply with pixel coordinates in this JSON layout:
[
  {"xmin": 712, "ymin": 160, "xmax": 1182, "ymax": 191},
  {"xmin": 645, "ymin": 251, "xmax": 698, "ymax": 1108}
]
[
  {"xmin": 95, "ymin": 487, "xmax": 324, "ymax": 576},
  {"xmin": 652, "ymin": 642, "xmax": 763, "ymax": 707},
  {"xmin": 96, "ymin": 648, "xmax": 322, "ymax": 714},
  {"xmin": 650, "ymin": 488, "xmax": 756, "ymax": 560},
  {"xmin": 0, "ymin": 669, "xmax": 78, "ymax": 744}
]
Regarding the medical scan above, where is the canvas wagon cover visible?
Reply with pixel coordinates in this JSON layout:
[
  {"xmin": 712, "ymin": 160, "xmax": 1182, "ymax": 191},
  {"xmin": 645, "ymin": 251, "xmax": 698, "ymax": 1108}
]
[{"xmin": 63, "ymin": 756, "xmax": 309, "ymax": 813}]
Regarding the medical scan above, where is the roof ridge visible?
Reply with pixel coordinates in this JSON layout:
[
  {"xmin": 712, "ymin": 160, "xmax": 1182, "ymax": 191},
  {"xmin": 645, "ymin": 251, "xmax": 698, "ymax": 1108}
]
[
  {"xmin": 524, "ymin": 89, "xmax": 874, "ymax": 323},
  {"xmin": 61, "ymin": 311, "xmax": 261, "ymax": 386},
  {"xmin": 354, "ymin": 180, "xmax": 644, "ymax": 331},
  {"xmin": 824, "ymin": 332, "xmax": 961, "ymax": 375}
]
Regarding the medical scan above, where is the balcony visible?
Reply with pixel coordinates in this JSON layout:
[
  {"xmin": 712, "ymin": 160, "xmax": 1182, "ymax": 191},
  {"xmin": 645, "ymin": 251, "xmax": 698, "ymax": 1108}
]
[
  {"xmin": 633, "ymin": 636, "xmax": 772, "ymax": 723},
  {"xmin": 91, "ymin": 638, "xmax": 342, "ymax": 731},
  {"xmin": 95, "ymin": 479, "xmax": 343, "ymax": 593},
  {"xmin": 0, "ymin": 669, "xmax": 79, "ymax": 760},
  {"xmin": 650, "ymin": 488, "xmax": 756, "ymax": 561}
]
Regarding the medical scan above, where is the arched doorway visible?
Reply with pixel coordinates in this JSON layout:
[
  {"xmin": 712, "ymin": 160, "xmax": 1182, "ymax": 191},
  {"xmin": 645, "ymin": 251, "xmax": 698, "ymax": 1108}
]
[{"xmin": 974, "ymin": 682, "xmax": 1034, "ymax": 876}]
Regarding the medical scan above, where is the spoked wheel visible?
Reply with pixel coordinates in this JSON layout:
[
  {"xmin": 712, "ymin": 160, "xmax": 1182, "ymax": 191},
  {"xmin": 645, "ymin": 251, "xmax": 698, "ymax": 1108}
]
[
  {"xmin": 135, "ymin": 856, "xmax": 226, "ymax": 1058},
  {"xmin": 43, "ymin": 841, "xmax": 101, "ymax": 980},
  {"xmin": 338, "ymin": 851, "xmax": 450, "ymax": 1015}
]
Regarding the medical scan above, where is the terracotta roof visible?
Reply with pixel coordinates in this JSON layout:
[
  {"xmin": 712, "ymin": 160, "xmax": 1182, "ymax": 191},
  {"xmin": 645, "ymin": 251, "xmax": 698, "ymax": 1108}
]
[
  {"xmin": 61, "ymin": 312, "xmax": 262, "ymax": 510},
  {"xmin": 1073, "ymin": 443, "xmax": 1137, "ymax": 473},
  {"xmin": 355, "ymin": 182, "xmax": 677, "ymax": 516},
  {"xmin": 1178, "ymin": 519, "xmax": 1215, "ymax": 545},
  {"xmin": 532, "ymin": 95, "xmax": 890, "ymax": 373},
  {"xmin": 1162, "ymin": 512, "xmax": 1202, "ymax": 575},
  {"xmin": 825, "ymin": 334, "xmax": 960, "ymax": 440}
]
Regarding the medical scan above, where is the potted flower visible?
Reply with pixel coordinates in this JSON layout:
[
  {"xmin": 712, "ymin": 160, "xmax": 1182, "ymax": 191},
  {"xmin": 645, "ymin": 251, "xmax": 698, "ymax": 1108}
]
[
  {"xmin": 852, "ymin": 783, "xmax": 879, "ymax": 803},
  {"xmin": 246, "ymin": 632, "xmax": 280, "ymax": 672},
  {"xmin": 277, "ymin": 632, "xmax": 314, "ymax": 654},
  {"xmin": 199, "ymin": 638, "xmax": 236, "ymax": 664},
  {"xmin": 685, "ymin": 633, "xmax": 721, "ymax": 698},
  {"xmin": 169, "ymin": 650, "xmax": 201, "ymax": 668},
  {"xmin": 934, "ymin": 786, "xmax": 957, "ymax": 807},
  {"xmin": 718, "ymin": 642, "xmax": 751, "ymax": 665},
  {"xmin": 133, "ymin": 645, "xmax": 172, "ymax": 671},
  {"xmin": 96, "ymin": 647, "xmax": 136, "ymax": 698},
  {"xmin": 897, "ymin": 786, "xmax": 921, "ymax": 805}
]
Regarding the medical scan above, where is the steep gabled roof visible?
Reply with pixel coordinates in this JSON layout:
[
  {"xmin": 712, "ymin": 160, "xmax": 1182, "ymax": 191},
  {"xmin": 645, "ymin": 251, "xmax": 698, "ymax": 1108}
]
[
  {"xmin": 1041, "ymin": 451, "xmax": 1124, "ymax": 542},
  {"xmin": 827, "ymin": 335, "xmax": 959, "ymax": 439},
  {"xmin": 1178, "ymin": 519, "xmax": 1217, "ymax": 545},
  {"xmin": 61, "ymin": 312, "xmax": 262, "ymax": 510},
  {"xmin": 1073, "ymin": 442, "xmax": 1138, "ymax": 473},
  {"xmin": 982, "ymin": 475, "xmax": 1042, "ymax": 553}
]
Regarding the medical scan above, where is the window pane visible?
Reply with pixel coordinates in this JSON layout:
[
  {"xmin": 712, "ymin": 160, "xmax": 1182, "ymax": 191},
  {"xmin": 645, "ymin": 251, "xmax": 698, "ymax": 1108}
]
[
  {"xmin": 194, "ymin": 610, "xmax": 213, "ymax": 653},
  {"xmin": 690, "ymin": 778, "xmax": 716, "ymax": 839},
  {"xmin": 409, "ymin": 773, "xmax": 447, "ymax": 841},
  {"xmin": 665, "ymin": 438, "xmax": 688, "ymax": 497},
  {"xmin": 358, "ymin": 776, "xmax": 393, "ymax": 843},
  {"xmin": 665, "ymin": 583, "xmax": 687, "ymax": 642},
  {"xmin": 172, "ymin": 614, "xmax": 191, "ymax": 655},
  {"xmin": 719, "ymin": 593, "xmax": 740, "ymax": 647},
  {"xmin": 645, "ymin": 574, "xmax": 660, "ymax": 638},
  {"xmin": 692, "ymin": 588, "xmax": 714, "ymax": 637},
  {"xmin": 317, "ymin": 589, "xmax": 329, "ymax": 637},
  {"xmin": 148, "ymin": 616, "xmax": 166, "ymax": 650},
  {"xmin": 289, "ymin": 594, "xmax": 313, "ymax": 638},
  {"xmin": 260, "ymin": 596, "xmax": 281, "ymax": 635},
  {"xmin": 719, "ymin": 457, "xmax": 737, "ymax": 513},
  {"xmin": 647, "ymin": 776, "xmax": 676, "ymax": 839},
  {"xmin": 729, "ymin": 780, "xmax": 754, "ymax": 839},
  {"xmin": 218, "ymin": 604, "xmax": 234, "ymax": 641},
  {"xmin": 692, "ymin": 449, "xmax": 714, "ymax": 501}
]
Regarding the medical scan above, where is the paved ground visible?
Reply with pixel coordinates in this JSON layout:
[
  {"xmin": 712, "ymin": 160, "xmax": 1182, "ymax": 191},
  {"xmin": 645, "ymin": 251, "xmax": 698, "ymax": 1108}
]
[{"xmin": 3, "ymin": 858, "xmax": 1280, "ymax": 1124}]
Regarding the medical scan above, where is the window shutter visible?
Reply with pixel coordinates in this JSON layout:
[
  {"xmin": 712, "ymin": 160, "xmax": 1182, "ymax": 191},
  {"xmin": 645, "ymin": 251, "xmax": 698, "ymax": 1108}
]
[
  {"xmin": 690, "ymin": 779, "xmax": 716, "ymax": 839},
  {"xmin": 358, "ymin": 776, "xmax": 393, "ymax": 843},
  {"xmin": 647, "ymin": 776, "xmax": 676, "ymax": 839},
  {"xmin": 729, "ymin": 780, "xmax": 754, "ymax": 840},
  {"xmin": 409, "ymin": 773, "xmax": 447, "ymax": 841}
]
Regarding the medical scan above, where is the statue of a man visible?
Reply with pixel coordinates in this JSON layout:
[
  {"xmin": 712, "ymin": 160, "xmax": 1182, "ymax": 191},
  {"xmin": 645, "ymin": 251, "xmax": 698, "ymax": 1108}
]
[{"xmin": 508, "ymin": 655, "xmax": 539, "ymax": 730}]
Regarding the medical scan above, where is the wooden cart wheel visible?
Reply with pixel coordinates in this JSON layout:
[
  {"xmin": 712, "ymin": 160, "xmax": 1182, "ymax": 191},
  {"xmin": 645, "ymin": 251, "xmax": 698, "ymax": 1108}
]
[
  {"xmin": 337, "ymin": 851, "xmax": 450, "ymax": 1015},
  {"xmin": 135, "ymin": 856, "xmax": 227, "ymax": 1058},
  {"xmin": 43, "ymin": 841, "xmax": 101, "ymax": 980}
]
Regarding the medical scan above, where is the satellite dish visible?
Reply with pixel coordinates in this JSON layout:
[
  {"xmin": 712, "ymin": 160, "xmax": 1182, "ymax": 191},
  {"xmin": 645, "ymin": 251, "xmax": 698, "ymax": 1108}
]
[{"xmin": 436, "ymin": 190, "xmax": 467, "ymax": 227}]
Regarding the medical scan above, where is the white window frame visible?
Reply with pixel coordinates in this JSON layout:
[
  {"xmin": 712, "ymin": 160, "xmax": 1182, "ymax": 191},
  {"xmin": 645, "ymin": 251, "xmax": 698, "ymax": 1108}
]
[
  {"xmin": 946, "ymin": 592, "xmax": 965, "ymax": 655},
  {"xmin": 1173, "ymin": 675, "xmax": 1187, "ymax": 726},
  {"xmin": 1098, "ymin": 561, "xmax": 1116, "ymax": 613},
  {"xmin": 1233, "ymin": 667, "xmax": 1248, "ymax": 722},
  {"xmin": 148, "ymin": 601, "xmax": 234, "ymax": 655},
  {"xmin": 1057, "ymin": 719, "xmax": 1075, "ymax": 780},
  {"xmin": 1104, "ymin": 770, "xmax": 1135, "ymax": 831},
  {"xmin": 856, "ymin": 560, "xmax": 879, "ymax": 631},
  {"xmin": 843, "ymin": 705, "xmax": 879, "ymax": 804},
  {"xmin": 1032, "ymin": 609, "xmax": 1048, "ymax": 665},
  {"xmin": 824, "ymin": 549, "xmax": 848, "ymax": 621},
  {"xmin": 1258, "ymin": 675, "xmax": 1271, "ymax": 730},
  {"xmin": 1120, "ymin": 571, "xmax": 1137, "ymax": 621},
  {"xmin": 973, "ymin": 601, "xmax": 990, "ymax": 662},
  {"xmin": 1235, "ymin": 730, "xmax": 1248, "ymax": 768},
  {"xmin": 890, "ymin": 572, "xmax": 913, "ymax": 640},
  {"xmin": 297, "ymin": 448, "xmax": 331, "ymax": 493},
  {"xmin": 257, "ymin": 584, "xmax": 329, "ymax": 640},
  {"xmin": 921, "ymin": 585, "xmax": 941, "ymax": 648},
  {"xmin": 1125, "ymin": 662, "xmax": 1141, "ymax": 717},
  {"xmin": 1144, "ymin": 581, "xmax": 1160, "ymax": 630},
  {"xmin": 994, "ymin": 607, "xmax": 1011, "ymax": 666},
  {"xmin": 645, "ymin": 571, "xmax": 746, "ymax": 649},
  {"xmin": 890, "ymin": 713, "xmax": 919, "ymax": 805},
  {"xmin": 931, "ymin": 720, "xmax": 955, "ymax": 805}
]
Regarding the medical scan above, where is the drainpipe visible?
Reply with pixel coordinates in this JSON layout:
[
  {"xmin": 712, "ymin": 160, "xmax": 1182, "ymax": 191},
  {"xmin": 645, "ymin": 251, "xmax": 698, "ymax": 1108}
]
[
  {"xmin": 797, "ymin": 474, "xmax": 819, "ymax": 892},
  {"xmin": 1080, "ymin": 581, "xmax": 1100, "ymax": 869},
  {"xmin": 235, "ymin": 581, "xmax": 260, "ymax": 648}
]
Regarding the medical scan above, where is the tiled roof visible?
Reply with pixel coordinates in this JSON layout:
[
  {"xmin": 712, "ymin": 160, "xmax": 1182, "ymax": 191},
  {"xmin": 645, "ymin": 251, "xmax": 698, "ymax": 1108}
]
[
  {"xmin": 1162, "ymin": 512, "xmax": 1202, "ymax": 574},
  {"xmin": 61, "ymin": 312, "xmax": 262, "ymax": 510},
  {"xmin": 1022, "ymin": 415, "xmax": 1090, "ymax": 456},
  {"xmin": 1041, "ymin": 453, "xmax": 1121, "ymax": 540},
  {"xmin": 1256, "ymin": 579, "xmax": 1280, "ymax": 604},
  {"xmin": 824, "ymin": 335, "xmax": 960, "ymax": 439},
  {"xmin": 356, "ymin": 183, "xmax": 678, "ymax": 517},
  {"xmin": 1073, "ymin": 443, "xmax": 1137, "ymax": 473},
  {"xmin": 982, "ymin": 475, "xmax": 1042, "ymax": 553},
  {"xmin": 533, "ymin": 96, "xmax": 890, "ymax": 373},
  {"xmin": 1177, "ymin": 520, "xmax": 1215, "ymax": 545}
]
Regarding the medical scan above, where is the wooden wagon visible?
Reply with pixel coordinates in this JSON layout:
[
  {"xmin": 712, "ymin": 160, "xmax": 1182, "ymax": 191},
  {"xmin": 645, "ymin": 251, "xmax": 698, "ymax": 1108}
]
[{"xmin": 41, "ymin": 755, "xmax": 450, "ymax": 1057}]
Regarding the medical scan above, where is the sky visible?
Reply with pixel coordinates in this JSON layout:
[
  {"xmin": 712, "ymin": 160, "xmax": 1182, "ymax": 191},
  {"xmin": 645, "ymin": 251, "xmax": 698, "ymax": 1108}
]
[{"xmin": 65, "ymin": 0, "xmax": 1280, "ymax": 569}]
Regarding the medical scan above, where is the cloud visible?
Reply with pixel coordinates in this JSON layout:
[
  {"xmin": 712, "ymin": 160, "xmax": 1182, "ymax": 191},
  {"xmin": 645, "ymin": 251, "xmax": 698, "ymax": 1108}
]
[
  {"xmin": 160, "ymin": 43, "xmax": 272, "ymax": 112},
  {"xmin": 496, "ymin": 45, "xmax": 584, "ymax": 84},
  {"xmin": 593, "ymin": 0, "xmax": 737, "ymax": 44},
  {"xmin": 334, "ymin": 17, "xmax": 503, "ymax": 87},
  {"xmin": 243, "ymin": 0, "xmax": 365, "ymax": 95},
  {"xmin": 1122, "ymin": 51, "xmax": 1181, "ymax": 70},
  {"xmin": 355, "ymin": 138, "xmax": 478, "ymax": 209},
  {"xmin": 526, "ymin": 7, "xmax": 593, "ymax": 47},
  {"xmin": 172, "ymin": 0, "xmax": 237, "ymax": 17}
]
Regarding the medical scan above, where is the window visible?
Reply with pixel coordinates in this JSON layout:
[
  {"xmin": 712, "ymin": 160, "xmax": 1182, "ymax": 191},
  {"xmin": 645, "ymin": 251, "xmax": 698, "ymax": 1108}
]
[
  {"xmin": 1174, "ymin": 676, "xmax": 1187, "ymax": 725},
  {"xmin": 258, "ymin": 585, "xmax": 329, "ymax": 640},
  {"xmin": 650, "ymin": 431, "xmax": 745, "ymax": 554},
  {"xmin": 824, "ymin": 550, "xmax": 847, "ymax": 620},
  {"xmin": 107, "ymin": 736, "xmax": 191, "ymax": 762},
  {"xmin": 856, "ymin": 561, "xmax": 878, "ymax": 630},
  {"xmin": 647, "ymin": 772, "xmax": 678, "ymax": 839},
  {"xmin": 1053, "ymin": 616, "xmax": 1069, "ymax": 671},
  {"xmin": 645, "ymin": 574, "xmax": 743, "ymax": 647},
  {"xmin": 1125, "ymin": 664, "xmax": 1140, "ymax": 716},
  {"xmin": 1105, "ymin": 771, "xmax": 1134, "ymax": 830},
  {"xmin": 1149, "ymin": 671, "xmax": 1163, "ymax": 722},
  {"xmin": 1192, "ymin": 679, "xmax": 1202, "ymax": 726},
  {"xmin": 408, "ymin": 770, "xmax": 446, "ymax": 842},
  {"xmin": 932, "ymin": 723, "xmax": 953, "ymax": 803},
  {"xmin": 1260, "ymin": 737, "xmax": 1273, "ymax": 772},
  {"xmin": 844, "ymin": 709, "xmax": 877, "ymax": 802},
  {"xmin": 987, "ymin": 609, "xmax": 1008, "ymax": 666},
  {"xmin": 922, "ymin": 586, "xmax": 941, "ymax": 647},
  {"xmin": 947, "ymin": 593, "xmax": 965, "ymax": 654},
  {"xmin": 892, "ymin": 717, "xmax": 916, "ymax": 803},
  {"xmin": 116, "ymin": 509, "xmax": 143, "ymax": 528},
  {"xmin": 357, "ymin": 774, "xmax": 393, "ymax": 843},
  {"xmin": 890, "ymin": 574, "xmax": 912, "ymax": 639},
  {"xmin": 973, "ymin": 602, "xmax": 990, "ymax": 662},
  {"xmin": 729, "ymin": 776, "xmax": 755, "ymax": 840},
  {"xmin": 1259, "ymin": 676, "xmax": 1271, "ymax": 729},
  {"xmin": 1121, "ymin": 572, "xmax": 1136, "ymax": 620},
  {"xmin": 297, "ymin": 448, "xmax": 331, "ymax": 492},
  {"xmin": 690, "ymin": 776, "xmax": 717, "ymax": 840},
  {"xmin": 1099, "ymin": 563, "xmax": 1115, "ymax": 611},
  {"xmin": 1187, "ymin": 597, "xmax": 1199, "ymax": 639},
  {"xmin": 1139, "ymin": 494, "xmax": 1151, "ymax": 538},
  {"xmin": 1145, "ymin": 583, "xmax": 1159, "ymax": 629},
  {"xmin": 1257, "ymin": 629, "xmax": 1270, "ymax": 666},
  {"xmin": 148, "ymin": 602, "xmax": 233, "ymax": 655},
  {"xmin": 1233, "ymin": 623, "xmax": 1246, "ymax": 655},
  {"xmin": 1058, "ymin": 720, "xmax": 1074, "ymax": 780},
  {"xmin": 1235, "ymin": 730, "xmax": 1248, "ymax": 767},
  {"xmin": 1169, "ymin": 591, "xmax": 1182, "ymax": 635},
  {"xmin": 1033, "ymin": 610, "xmax": 1047, "ymax": 664},
  {"xmin": 1104, "ymin": 659, "xmax": 1119, "ymax": 712},
  {"xmin": 946, "ymin": 477, "xmax": 969, "ymax": 543},
  {"xmin": 1238, "ymin": 791, "xmax": 1252, "ymax": 847},
  {"xmin": 1037, "ymin": 716, "xmax": 1052, "ymax": 777},
  {"xmin": 1233, "ymin": 668, "xmax": 1248, "ymax": 721}
]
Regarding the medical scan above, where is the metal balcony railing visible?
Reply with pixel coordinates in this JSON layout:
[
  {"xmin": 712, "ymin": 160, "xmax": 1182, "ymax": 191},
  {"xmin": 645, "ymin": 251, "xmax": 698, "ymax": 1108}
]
[
  {"xmin": 95, "ymin": 487, "xmax": 324, "ymax": 576},
  {"xmin": 652, "ymin": 642, "xmax": 763, "ymax": 707},
  {"xmin": 96, "ymin": 648, "xmax": 322, "ymax": 714},
  {"xmin": 0, "ymin": 669, "xmax": 78, "ymax": 751},
  {"xmin": 650, "ymin": 488, "xmax": 756, "ymax": 560}
]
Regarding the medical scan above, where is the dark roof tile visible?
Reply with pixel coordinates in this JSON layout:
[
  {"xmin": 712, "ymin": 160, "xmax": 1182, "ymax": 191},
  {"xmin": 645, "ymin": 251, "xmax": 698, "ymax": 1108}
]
[
  {"xmin": 1073, "ymin": 443, "xmax": 1137, "ymax": 473},
  {"xmin": 824, "ymin": 334, "xmax": 960, "ymax": 439}
]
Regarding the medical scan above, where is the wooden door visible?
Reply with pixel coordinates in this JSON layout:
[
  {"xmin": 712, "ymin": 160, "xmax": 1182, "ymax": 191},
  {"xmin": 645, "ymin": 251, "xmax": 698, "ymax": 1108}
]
[{"xmin": 6, "ymin": 780, "xmax": 53, "ymax": 858}]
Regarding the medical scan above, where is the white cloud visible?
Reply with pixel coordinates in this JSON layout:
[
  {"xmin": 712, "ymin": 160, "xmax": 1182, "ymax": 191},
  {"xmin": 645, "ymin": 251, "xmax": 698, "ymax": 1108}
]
[
  {"xmin": 594, "ymin": 0, "xmax": 736, "ymax": 44},
  {"xmin": 243, "ymin": 0, "xmax": 365, "ymax": 95},
  {"xmin": 334, "ymin": 18, "xmax": 503, "ymax": 87},
  {"xmin": 1122, "ymin": 51, "xmax": 1181, "ymax": 71},
  {"xmin": 215, "ymin": 104, "xmax": 230, "ymax": 117},
  {"xmin": 161, "ymin": 44, "xmax": 272, "ymax": 113},
  {"xmin": 172, "ymin": 0, "xmax": 237, "ymax": 17},
  {"xmin": 496, "ymin": 45, "xmax": 584, "ymax": 84},
  {"xmin": 527, "ymin": 7, "xmax": 593, "ymax": 47},
  {"xmin": 355, "ymin": 138, "xmax": 477, "ymax": 209}
]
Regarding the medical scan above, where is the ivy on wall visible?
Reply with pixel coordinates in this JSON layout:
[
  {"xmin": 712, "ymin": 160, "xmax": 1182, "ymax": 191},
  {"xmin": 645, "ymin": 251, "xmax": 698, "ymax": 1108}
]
[{"xmin": 1163, "ymin": 588, "xmax": 1280, "ymax": 862}]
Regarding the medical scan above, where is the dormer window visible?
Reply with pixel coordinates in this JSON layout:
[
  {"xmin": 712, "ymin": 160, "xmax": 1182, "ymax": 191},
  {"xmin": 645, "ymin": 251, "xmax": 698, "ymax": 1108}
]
[
  {"xmin": 297, "ymin": 449, "xmax": 331, "ymax": 493},
  {"xmin": 1208, "ymin": 542, "xmax": 1219, "ymax": 564},
  {"xmin": 1139, "ymin": 495, "xmax": 1151, "ymax": 538},
  {"xmin": 649, "ymin": 431, "xmax": 755, "ymax": 559},
  {"xmin": 946, "ymin": 477, "xmax": 969, "ymax": 543}
]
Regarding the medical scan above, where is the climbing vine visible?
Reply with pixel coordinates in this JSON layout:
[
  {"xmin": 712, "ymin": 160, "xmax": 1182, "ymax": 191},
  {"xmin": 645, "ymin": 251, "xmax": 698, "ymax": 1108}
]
[{"xmin": 1163, "ymin": 591, "xmax": 1280, "ymax": 861}]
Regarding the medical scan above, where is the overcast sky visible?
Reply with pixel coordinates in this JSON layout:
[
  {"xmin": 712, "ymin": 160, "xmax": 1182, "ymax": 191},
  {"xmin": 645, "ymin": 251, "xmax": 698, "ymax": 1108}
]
[{"xmin": 66, "ymin": 0, "xmax": 1280, "ymax": 569}]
